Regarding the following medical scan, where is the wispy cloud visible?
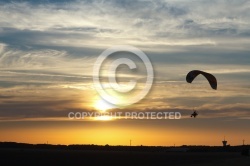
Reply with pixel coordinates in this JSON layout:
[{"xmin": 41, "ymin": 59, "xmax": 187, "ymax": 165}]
[{"xmin": 0, "ymin": 0, "xmax": 250, "ymax": 48}]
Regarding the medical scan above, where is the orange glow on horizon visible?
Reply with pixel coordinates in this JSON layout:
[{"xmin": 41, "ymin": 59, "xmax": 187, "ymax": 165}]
[{"xmin": 1, "ymin": 120, "xmax": 249, "ymax": 146}]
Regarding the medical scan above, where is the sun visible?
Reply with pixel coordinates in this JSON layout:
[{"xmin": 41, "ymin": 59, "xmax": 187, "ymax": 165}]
[{"xmin": 94, "ymin": 99, "xmax": 116, "ymax": 112}]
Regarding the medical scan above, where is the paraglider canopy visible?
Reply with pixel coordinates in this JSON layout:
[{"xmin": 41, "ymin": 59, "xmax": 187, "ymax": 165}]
[{"xmin": 186, "ymin": 70, "xmax": 217, "ymax": 90}]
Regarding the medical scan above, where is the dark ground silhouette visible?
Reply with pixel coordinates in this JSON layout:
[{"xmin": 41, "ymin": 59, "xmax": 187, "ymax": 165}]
[{"xmin": 0, "ymin": 142, "xmax": 249, "ymax": 166}]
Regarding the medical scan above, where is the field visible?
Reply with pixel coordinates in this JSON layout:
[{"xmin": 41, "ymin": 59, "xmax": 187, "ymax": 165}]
[{"xmin": 0, "ymin": 148, "xmax": 249, "ymax": 166}]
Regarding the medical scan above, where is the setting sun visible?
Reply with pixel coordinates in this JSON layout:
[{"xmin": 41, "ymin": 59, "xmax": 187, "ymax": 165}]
[{"xmin": 94, "ymin": 99, "xmax": 116, "ymax": 111}]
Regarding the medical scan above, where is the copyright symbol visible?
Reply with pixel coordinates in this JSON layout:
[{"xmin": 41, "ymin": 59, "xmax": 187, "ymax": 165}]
[{"xmin": 93, "ymin": 45, "xmax": 154, "ymax": 106}]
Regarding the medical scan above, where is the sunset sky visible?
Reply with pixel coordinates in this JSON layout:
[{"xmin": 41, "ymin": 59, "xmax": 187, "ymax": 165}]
[{"xmin": 0, "ymin": 0, "xmax": 249, "ymax": 146}]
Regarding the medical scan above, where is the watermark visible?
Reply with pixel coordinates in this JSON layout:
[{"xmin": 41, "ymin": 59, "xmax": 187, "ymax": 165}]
[
  {"xmin": 68, "ymin": 112, "xmax": 181, "ymax": 120},
  {"xmin": 93, "ymin": 45, "xmax": 154, "ymax": 106}
]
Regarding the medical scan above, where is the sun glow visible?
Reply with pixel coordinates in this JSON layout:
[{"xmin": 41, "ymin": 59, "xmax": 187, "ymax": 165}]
[
  {"xmin": 94, "ymin": 115, "xmax": 113, "ymax": 121},
  {"xmin": 94, "ymin": 99, "xmax": 116, "ymax": 112}
]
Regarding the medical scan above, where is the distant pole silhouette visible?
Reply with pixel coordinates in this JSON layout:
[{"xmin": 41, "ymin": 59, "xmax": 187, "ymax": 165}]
[
  {"xmin": 130, "ymin": 139, "xmax": 131, "ymax": 146},
  {"xmin": 222, "ymin": 136, "xmax": 227, "ymax": 147},
  {"xmin": 243, "ymin": 139, "xmax": 245, "ymax": 146}
]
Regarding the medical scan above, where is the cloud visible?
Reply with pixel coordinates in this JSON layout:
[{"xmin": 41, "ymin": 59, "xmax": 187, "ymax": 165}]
[
  {"xmin": 0, "ymin": 95, "xmax": 13, "ymax": 99},
  {"xmin": 0, "ymin": 99, "xmax": 87, "ymax": 118},
  {"xmin": 0, "ymin": 45, "xmax": 96, "ymax": 75},
  {"xmin": 0, "ymin": 43, "xmax": 6, "ymax": 54},
  {"xmin": 0, "ymin": 0, "xmax": 250, "ymax": 49}
]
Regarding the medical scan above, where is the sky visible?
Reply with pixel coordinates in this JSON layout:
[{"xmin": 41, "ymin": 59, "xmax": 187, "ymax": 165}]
[{"xmin": 0, "ymin": 0, "xmax": 249, "ymax": 146}]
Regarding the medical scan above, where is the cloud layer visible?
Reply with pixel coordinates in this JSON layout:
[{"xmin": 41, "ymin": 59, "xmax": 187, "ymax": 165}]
[{"xmin": 0, "ymin": 0, "xmax": 249, "ymax": 121}]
